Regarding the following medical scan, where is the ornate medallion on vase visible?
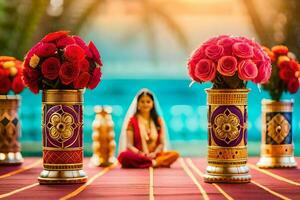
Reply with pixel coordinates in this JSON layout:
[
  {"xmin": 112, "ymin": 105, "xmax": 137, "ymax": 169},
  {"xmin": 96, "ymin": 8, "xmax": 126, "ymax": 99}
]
[
  {"xmin": 0, "ymin": 56, "xmax": 26, "ymax": 165},
  {"xmin": 90, "ymin": 106, "xmax": 116, "ymax": 167},
  {"xmin": 187, "ymin": 35, "xmax": 272, "ymax": 183},
  {"xmin": 257, "ymin": 46, "xmax": 300, "ymax": 168},
  {"xmin": 22, "ymin": 31, "xmax": 103, "ymax": 184}
]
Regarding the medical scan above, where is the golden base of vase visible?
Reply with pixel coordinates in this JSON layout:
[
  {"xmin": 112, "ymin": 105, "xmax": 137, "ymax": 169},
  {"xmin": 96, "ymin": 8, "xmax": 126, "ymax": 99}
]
[
  {"xmin": 256, "ymin": 156, "xmax": 297, "ymax": 168},
  {"xmin": 204, "ymin": 165, "xmax": 251, "ymax": 183},
  {"xmin": 90, "ymin": 155, "xmax": 116, "ymax": 167},
  {"xmin": 0, "ymin": 152, "xmax": 23, "ymax": 165},
  {"xmin": 38, "ymin": 169, "xmax": 87, "ymax": 184}
]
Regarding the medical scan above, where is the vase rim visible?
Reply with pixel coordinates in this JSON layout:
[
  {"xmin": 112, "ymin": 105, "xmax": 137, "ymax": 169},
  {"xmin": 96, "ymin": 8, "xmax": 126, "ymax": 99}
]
[
  {"xmin": 205, "ymin": 88, "xmax": 250, "ymax": 93},
  {"xmin": 262, "ymin": 99, "xmax": 294, "ymax": 103},
  {"xmin": 0, "ymin": 95, "xmax": 21, "ymax": 100}
]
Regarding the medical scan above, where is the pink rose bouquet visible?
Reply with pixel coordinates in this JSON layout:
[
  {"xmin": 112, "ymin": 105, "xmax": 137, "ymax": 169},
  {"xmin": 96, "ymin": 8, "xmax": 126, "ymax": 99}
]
[
  {"xmin": 262, "ymin": 45, "xmax": 300, "ymax": 100},
  {"xmin": 22, "ymin": 31, "xmax": 103, "ymax": 94},
  {"xmin": 187, "ymin": 35, "xmax": 272, "ymax": 89}
]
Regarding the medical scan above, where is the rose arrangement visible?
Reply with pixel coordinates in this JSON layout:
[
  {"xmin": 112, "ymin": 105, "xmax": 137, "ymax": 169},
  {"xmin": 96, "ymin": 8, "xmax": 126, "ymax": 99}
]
[
  {"xmin": 262, "ymin": 45, "xmax": 300, "ymax": 101},
  {"xmin": 0, "ymin": 56, "xmax": 26, "ymax": 95},
  {"xmin": 22, "ymin": 31, "xmax": 103, "ymax": 93},
  {"xmin": 187, "ymin": 35, "xmax": 272, "ymax": 89}
]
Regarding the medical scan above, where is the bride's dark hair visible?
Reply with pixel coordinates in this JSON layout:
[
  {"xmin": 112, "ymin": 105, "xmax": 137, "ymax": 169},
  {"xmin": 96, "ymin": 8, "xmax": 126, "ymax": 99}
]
[{"xmin": 135, "ymin": 91, "xmax": 161, "ymax": 130}]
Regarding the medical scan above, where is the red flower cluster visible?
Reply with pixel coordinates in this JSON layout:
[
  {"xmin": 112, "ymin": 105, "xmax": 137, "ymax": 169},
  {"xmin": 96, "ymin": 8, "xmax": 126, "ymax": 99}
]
[
  {"xmin": 187, "ymin": 35, "xmax": 272, "ymax": 88},
  {"xmin": 0, "ymin": 56, "xmax": 26, "ymax": 95},
  {"xmin": 263, "ymin": 46, "xmax": 300, "ymax": 97},
  {"xmin": 22, "ymin": 31, "xmax": 103, "ymax": 94}
]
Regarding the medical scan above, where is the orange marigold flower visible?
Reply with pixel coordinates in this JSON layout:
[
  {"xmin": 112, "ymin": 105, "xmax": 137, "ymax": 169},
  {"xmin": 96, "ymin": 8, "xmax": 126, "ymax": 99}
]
[{"xmin": 271, "ymin": 45, "xmax": 289, "ymax": 56}]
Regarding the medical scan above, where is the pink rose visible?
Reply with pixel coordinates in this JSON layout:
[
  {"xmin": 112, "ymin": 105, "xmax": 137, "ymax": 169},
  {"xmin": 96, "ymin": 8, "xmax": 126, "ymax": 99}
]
[
  {"xmin": 217, "ymin": 37, "xmax": 234, "ymax": 56},
  {"xmin": 217, "ymin": 56, "xmax": 237, "ymax": 76},
  {"xmin": 204, "ymin": 45, "xmax": 224, "ymax": 60},
  {"xmin": 253, "ymin": 61, "xmax": 272, "ymax": 84},
  {"xmin": 233, "ymin": 42, "xmax": 254, "ymax": 59},
  {"xmin": 194, "ymin": 59, "xmax": 216, "ymax": 81},
  {"xmin": 238, "ymin": 59, "xmax": 258, "ymax": 80}
]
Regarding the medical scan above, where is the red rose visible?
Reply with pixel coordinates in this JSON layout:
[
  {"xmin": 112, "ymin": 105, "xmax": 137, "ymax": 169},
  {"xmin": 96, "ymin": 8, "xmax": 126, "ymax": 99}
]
[
  {"xmin": 271, "ymin": 45, "xmax": 289, "ymax": 55},
  {"xmin": 217, "ymin": 56, "xmax": 237, "ymax": 76},
  {"xmin": 56, "ymin": 36, "xmax": 75, "ymax": 48},
  {"xmin": 0, "ymin": 75, "xmax": 11, "ymax": 94},
  {"xmin": 237, "ymin": 59, "xmax": 258, "ymax": 80},
  {"xmin": 41, "ymin": 57, "xmax": 61, "ymax": 80},
  {"xmin": 64, "ymin": 44, "xmax": 85, "ymax": 62},
  {"xmin": 74, "ymin": 72, "xmax": 91, "ymax": 89},
  {"xmin": 59, "ymin": 62, "xmax": 80, "ymax": 85},
  {"xmin": 24, "ymin": 42, "xmax": 42, "ymax": 68},
  {"xmin": 0, "ymin": 68, "xmax": 10, "ymax": 76},
  {"xmin": 78, "ymin": 59, "xmax": 90, "ymax": 72},
  {"xmin": 194, "ymin": 59, "xmax": 216, "ymax": 81},
  {"xmin": 12, "ymin": 75, "xmax": 25, "ymax": 94},
  {"xmin": 288, "ymin": 60, "xmax": 299, "ymax": 72},
  {"xmin": 279, "ymin": 68, "xmax": 294, "ymax": 81},
  {"xmin": 204, "ymin": 45, "xmax": 224, "ymax": 60},
  {"xmin": 278, "ymin": 60, "xmax": 290, "ymax": 69},
  {"xmin": 287, "ymin": 77, "xmax": 300, "ymax": 93},
  {"xmin": 73, "ymin": 36, "xmax": 93, "ymax": 58},
  {"xmin": 41, "ymin": 30, "xmax": 69, "ymax": 43},
  {"xmin": 88, "ymin": 67, "xmax": 101, "ymax": 89},
  {"xmin": 233, "ymin": 42, "xmax": 254, "ymax": 59},
  {"xmin": 88, "ymin": 41, "xmax": 103, "ymax": 66},
  {"xmin": 35, "ymin": 43, "xmax": 57, "ymax": 57},
  {"xmin": 22, "ymin": 67, "xmax": 39, "ymax": 94}
]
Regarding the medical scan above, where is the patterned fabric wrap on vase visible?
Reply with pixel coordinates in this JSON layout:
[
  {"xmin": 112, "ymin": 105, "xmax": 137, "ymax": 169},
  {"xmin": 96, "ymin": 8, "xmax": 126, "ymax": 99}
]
[
  {"xmin": 90, "ymin": 106, "xmax": 116, "ymax": 167},
  {"xmin": 204, "ymin": 89, "xmax": 251, "ymax": 183},
  {"xmin": 38, "ymin": 90, "xmax": 87, "ymax": 184},
  {"xmin": 257, "ymin": 100, "xmax": 297, "ymax": 168},
  {"xmin": 0, "ymin": 95, "xmax": 23, "ymax": 165}
]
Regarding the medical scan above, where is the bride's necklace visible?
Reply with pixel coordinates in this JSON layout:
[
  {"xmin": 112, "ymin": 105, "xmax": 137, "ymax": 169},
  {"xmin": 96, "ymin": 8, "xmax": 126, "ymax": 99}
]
[{"xmin": 138, "ymin": 114, "xmax": 151, "ymax": 138}]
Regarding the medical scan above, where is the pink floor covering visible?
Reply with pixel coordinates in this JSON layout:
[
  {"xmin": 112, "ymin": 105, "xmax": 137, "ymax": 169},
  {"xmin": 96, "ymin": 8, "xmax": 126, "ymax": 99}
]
[{"xmin": 0, "ymin": 157, "xmax": 300, "ymax": 199}]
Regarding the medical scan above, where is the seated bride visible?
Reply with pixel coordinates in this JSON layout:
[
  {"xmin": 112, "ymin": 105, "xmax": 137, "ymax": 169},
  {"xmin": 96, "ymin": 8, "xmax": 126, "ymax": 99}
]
[{"xmin": 118, "ymin": 88, "xmax": 179, "ymax": 168}]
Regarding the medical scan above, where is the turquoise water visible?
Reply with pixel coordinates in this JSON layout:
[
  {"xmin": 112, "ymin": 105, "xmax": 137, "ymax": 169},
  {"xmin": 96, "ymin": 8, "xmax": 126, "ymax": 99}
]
[{"xmin": 19, "ymin": 79, "xmax": 300, "ymax": 156}]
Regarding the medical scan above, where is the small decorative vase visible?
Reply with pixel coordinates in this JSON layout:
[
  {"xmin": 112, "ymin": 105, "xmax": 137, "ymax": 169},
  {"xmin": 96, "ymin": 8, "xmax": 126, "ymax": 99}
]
[
  {"xmin": 0, "ymin": 95, "xmax": 23, "ymax": 165},
  {"xmin": 204, "ymin": 89, "xmax": 251, "ymax": 183},
  {"xmin": 90, "ymin": 106, "xmax": 116, "ymax": 167},
  {"xmin": 256, "ymin": 99, "xmax": 297, "ymax": 168},
  {"xmin": 38, "ymin": 90, "xmax": 87, "ymax": 184}
]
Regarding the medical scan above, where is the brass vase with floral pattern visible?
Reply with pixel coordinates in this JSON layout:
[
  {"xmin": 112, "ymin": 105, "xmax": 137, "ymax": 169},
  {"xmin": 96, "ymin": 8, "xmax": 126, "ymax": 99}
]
[
  {"xmin": 38, "ymin": 90, "xmax": 87, "ymax": 184},
  {"xmin": 257, "ymin": 100, "xmax": 297, "ymax": 168},
  {"xmin": 0, "ymin": 95, "xmax": 23, "ymax": 165},
  {"xmin": 90, "ymin": 106, "xmax": 116, "ymax": 167},
  {"xmin": 204, "ymin": 89, "xmax": 251, "ymax": 183}
]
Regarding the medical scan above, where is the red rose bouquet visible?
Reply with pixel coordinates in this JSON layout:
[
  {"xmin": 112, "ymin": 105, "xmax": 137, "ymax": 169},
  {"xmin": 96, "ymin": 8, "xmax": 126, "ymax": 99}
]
[
  {"xmin": 187, "ymin": 35, "xmax": 272, "ymax": 88},
  {"xmin": 22, "ymin": 31, "xmax": 103, "ymax": 94},
  {"xmin": 0, "ymin": 56, "xmax": 25, "ymax": 95},
  {"xmin": 262, "ymin": 45, "xmax": 300, "ymax": 101}
]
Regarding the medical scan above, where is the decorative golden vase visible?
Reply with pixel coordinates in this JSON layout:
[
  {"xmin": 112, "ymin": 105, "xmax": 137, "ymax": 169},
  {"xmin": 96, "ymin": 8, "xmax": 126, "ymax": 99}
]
[
  {"xmin": 256, "ymin": 100, "xmax": 297, "ymax": 168},
  {"xmin": 38, "ymin": 90, "xmax": 87, "ymax": 184},
  {"xmin": 0, "ymin": 95, "xmax": 23, "ymax": 165},
  {"xmin": 90, "ymin": 106, "xmax": 116, "ymax": 167},
  {"xmin": 204, "ymin": 89, "xmax": 251, "ymax": 183}
]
